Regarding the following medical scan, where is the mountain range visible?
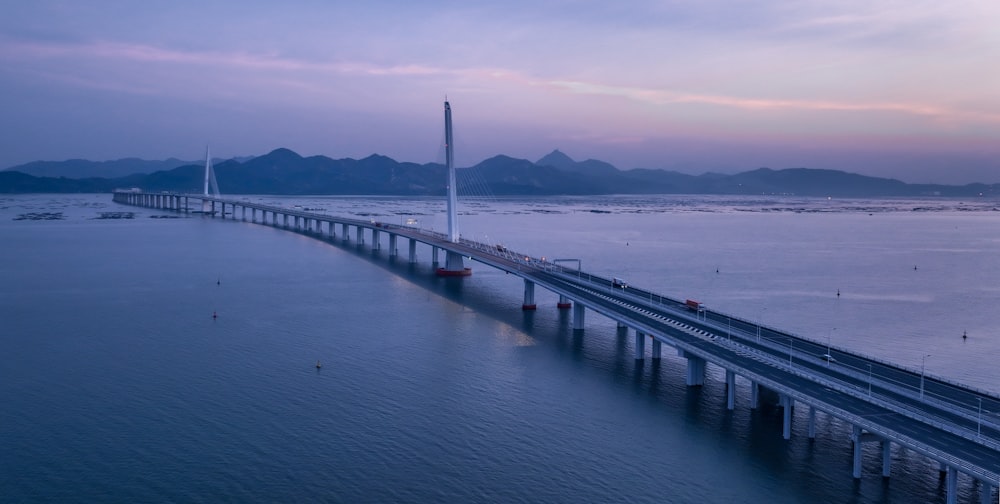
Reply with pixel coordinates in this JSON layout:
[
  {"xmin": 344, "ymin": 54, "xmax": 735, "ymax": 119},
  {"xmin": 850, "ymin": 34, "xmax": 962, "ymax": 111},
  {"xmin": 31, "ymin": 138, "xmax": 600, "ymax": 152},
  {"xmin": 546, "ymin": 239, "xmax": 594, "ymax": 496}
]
[{"xmin": 2, "ymin": 148, "xmax": 998, "ymax": 198}]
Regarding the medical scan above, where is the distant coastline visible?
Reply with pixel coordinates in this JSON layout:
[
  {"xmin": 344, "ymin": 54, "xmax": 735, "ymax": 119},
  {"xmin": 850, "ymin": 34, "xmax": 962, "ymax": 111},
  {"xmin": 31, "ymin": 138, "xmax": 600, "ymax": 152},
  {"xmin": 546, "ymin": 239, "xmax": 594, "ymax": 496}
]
[{"xmin": 2, "ymin": 148, "xmax": 998, "ymax": 198}]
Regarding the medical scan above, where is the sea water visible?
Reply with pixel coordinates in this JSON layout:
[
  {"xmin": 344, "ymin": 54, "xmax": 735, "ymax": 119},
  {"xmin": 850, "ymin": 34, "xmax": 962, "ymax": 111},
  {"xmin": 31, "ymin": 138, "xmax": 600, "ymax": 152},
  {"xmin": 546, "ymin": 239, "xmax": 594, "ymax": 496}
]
[{"xmin": 1, "ymin": 193, "xmax": 998, "ymax": 503}]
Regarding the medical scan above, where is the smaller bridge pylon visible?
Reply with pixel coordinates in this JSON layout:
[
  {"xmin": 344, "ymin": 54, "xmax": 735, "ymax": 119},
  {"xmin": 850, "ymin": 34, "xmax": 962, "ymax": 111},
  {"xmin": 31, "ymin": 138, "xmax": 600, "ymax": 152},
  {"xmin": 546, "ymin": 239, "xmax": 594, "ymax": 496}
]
[{"xmin": 201, "ymin": 145, "xmax": 221, "ymax": 214}]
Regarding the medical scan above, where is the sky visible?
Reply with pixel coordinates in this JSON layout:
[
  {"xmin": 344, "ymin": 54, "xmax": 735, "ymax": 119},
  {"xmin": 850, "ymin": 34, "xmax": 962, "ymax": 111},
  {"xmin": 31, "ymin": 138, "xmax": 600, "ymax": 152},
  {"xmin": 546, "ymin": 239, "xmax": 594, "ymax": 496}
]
[{"xmin": 2, "ymin": 1, "xmax": 999, "ymax": 184}]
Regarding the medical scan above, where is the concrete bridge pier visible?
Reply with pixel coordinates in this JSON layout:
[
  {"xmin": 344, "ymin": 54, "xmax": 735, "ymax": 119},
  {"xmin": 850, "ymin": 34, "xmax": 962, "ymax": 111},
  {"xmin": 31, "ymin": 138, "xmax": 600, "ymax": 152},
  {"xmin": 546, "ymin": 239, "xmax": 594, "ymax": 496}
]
[
  {"xmin": 651, "ymin": 337, "xmax": 661, "ymax": 360},
  {"xmin": 850, "ymin": 426, "xmax": 884, "ymax": 478},
  {"xmin": 251, "ymin": 208, "xmax": 256, "ymax": 223},
  {"xmin": 408, "ymin": 239, "xmax": 417, "ymax": 263},
  {"xmin": 372, "ymin": 229, "xmax": 380, "ymax": 250},
  {"xmin": 341, "ymin": 223, "xmax": 349, "ymax": 242},
  {"xmin": 557, "ymin": 294, "xmax": 571, "ymax": 309},
  {"xmin": 945, "ymin": 466, "xmax": 957, "ymax": 504},
  {"xmin": 389, "ymin": 234, "xmax": 397, "ymax": 257},
  {"xmin": 572, "ymin": 303, "xmax": 585, "ymax": 330},
  {"xmin": 356, "ymin": 226, "xmax": 364, "ymax": 245},
  {"xmin": 725, "ymin": 370, "xmax": 736, "ymax": 410},
  {"xmin": 780, "ymin": 394, "xmax": 793, "ymax": 439},
  {"xmin": 750, "ymin": 381, "xmax": 759, "ymax": 409},
  {"xmin": 881, "ymin": 440, "xmax": 891, "ymax": 477},
  {"xmin": 522, "ymin": 280, "xmax": 536, "ymax": 310},
  {"xmin": 634, "ymin": 330, "xmax": 645, "ymax": 360},
  {"xmin": 241, "ymin": 206, "xmax": 246, "ymax": 221},
  {"xmin": 283, "ymin": 214, "xmax": 289, "ymax": 228},
  {"xmin": 431, "ymin": 246, "xmax": 439, "ymax": 265},
  {"xmin": 678, "ymin": 350, "xmax": 705, "ymax": 386},
  {"xmin": 807, "ymin": 406, "xmax": 817, "ymax": 438},
  {"xmin": 979, "ymin": 481, "xmax": 995, "ymax": 504},
  {"xmin": 211, "ymin": 201, "xmax": 217, "ymax": 216}
]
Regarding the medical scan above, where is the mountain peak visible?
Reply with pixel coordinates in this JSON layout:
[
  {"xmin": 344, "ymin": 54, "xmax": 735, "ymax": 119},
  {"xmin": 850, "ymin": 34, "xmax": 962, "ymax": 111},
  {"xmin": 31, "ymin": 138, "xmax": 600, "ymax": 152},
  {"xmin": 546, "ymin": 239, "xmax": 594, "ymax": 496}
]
[{"xmin": 537, "ymin": 149, "xmax": 575, "ymax": 168}]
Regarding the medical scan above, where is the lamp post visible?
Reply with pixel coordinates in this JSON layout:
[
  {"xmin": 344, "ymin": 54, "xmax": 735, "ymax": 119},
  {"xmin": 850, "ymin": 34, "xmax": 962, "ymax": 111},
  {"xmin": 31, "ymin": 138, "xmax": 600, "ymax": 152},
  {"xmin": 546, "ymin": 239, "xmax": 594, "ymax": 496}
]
[
  {"xmin": 977, "ymin": 397, "xmax": 983, "ymax": 438},
  {"xmin": 867, "ymin": 363, "xmax": 873, "ymax": 397},
  {"xmin": 919, "ymin": 354, "xmax": 932, "ymax": 400},
  {"xmin": 757, "ymin": 308, "xmax": 766, "ymax": 343},
  {"xmin": 826, "ymin": 327, "xmax": 836, "ymax": 366}
]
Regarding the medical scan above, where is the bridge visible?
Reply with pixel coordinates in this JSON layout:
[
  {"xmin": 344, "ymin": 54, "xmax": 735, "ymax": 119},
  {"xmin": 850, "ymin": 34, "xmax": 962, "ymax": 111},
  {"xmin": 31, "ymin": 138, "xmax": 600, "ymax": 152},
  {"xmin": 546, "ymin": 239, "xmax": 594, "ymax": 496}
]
[{"xmin": 112, "ymin": 106, "xmax": 999, "ymax": 504}]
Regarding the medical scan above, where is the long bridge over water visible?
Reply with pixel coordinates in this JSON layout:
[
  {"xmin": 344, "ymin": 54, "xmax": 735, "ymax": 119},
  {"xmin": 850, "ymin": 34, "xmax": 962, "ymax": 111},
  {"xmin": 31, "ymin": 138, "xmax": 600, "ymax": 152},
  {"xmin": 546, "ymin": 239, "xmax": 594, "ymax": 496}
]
[
  {"xmin": 111, "ymin": 103, "xmax": 999, "ymax": 504},
  {"xmin": 114, "ymin": 188, "xmax": 999, "ymax": 504}
]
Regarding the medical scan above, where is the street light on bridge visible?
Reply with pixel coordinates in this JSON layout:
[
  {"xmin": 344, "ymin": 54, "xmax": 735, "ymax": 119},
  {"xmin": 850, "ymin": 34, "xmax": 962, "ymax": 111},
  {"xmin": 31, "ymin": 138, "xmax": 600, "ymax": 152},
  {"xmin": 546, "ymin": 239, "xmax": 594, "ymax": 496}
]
[
  {"xmin": 867, "ymin": 363, "xmax": 873, "ymax": 397},
  {"xmin": 825, "ymin": 327, "xmax": 836, "ymax": 366},
  {"xmin": 757, "ymin": 307, "xmax": 767, "ymax": 343},
  {"xmin": 977, "ymin": 397, "xmax": 983, "ymax": 439},
  {"xmin": 919, "ymin": 354, "xmax": 932, "ymax": 400}
]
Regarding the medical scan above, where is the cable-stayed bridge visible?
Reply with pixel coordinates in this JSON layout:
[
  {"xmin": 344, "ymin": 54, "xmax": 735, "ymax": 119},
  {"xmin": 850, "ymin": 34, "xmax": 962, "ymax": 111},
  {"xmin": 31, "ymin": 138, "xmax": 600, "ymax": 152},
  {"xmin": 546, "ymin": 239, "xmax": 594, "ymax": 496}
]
[{"xmin": 111, "ymin": 103, "xmax": 999, "ymax": 504}]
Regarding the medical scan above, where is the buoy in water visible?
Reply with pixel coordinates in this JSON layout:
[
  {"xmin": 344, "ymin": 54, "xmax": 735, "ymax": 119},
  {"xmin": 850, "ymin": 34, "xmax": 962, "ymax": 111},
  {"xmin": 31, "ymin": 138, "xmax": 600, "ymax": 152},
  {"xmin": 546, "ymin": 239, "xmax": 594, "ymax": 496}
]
[
  {"xmin": 212, "ymin": 311, "xmax": 217, "ymax": 319},
  {"xmin": 316, "ymin": 360, "xmax": 322, "ymax": 369},
  {"xmin": 963, "ymin": 330, "xmax": 967, "ymax": 340}
]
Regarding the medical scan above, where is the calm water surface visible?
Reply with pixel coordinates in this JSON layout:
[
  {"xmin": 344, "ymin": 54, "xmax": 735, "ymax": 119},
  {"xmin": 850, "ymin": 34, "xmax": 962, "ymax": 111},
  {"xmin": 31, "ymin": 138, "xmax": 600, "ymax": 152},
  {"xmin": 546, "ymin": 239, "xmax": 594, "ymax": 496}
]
[{"xmin": 1, "ymin": 193, "xmax": 998, "ymax": 503}]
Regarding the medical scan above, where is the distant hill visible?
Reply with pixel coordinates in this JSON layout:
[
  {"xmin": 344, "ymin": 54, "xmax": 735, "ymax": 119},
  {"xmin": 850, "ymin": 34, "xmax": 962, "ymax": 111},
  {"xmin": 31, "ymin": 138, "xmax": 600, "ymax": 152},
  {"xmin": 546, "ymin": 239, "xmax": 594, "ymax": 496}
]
[
  {"xmin": 4, "ymin": 156, "xmax": 254, "ymax": 178},
  {"xmin": 1, "ymin": 148, "xmax": 998, "ymax": 198}
]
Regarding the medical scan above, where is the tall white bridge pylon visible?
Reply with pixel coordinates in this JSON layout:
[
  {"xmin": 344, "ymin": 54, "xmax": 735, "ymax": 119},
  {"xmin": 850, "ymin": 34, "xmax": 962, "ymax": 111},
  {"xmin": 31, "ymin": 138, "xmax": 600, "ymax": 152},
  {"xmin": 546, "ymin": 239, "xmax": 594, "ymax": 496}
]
[{"xmin": 437, "ymin": 100, "xmax": 471, "ymax": 277}]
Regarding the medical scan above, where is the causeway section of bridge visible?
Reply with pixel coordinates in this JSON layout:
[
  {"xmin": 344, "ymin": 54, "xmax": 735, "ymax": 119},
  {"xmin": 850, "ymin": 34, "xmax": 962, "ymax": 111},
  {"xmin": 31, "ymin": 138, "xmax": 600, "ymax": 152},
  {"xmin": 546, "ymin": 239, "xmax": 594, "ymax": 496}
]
[{"xmin": 114, "ymin": 190, "xmax": 1000, "ymax": 504}]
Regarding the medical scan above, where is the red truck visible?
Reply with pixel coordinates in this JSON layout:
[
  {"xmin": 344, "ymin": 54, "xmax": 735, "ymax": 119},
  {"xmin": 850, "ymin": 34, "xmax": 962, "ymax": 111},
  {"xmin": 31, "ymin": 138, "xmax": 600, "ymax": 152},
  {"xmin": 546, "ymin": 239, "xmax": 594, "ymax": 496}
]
[{"xmin": 685, "ymin": 299, "xmax": 705, "ymax": 312}]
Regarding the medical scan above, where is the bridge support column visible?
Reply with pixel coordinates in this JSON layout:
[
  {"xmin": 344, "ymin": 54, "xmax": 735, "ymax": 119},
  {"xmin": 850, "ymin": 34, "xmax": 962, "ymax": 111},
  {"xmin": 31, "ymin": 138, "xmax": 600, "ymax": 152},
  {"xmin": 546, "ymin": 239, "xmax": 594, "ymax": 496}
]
[
  {"xmin": 389, "ymin": 234, "xmax": 397, "ymax": 257},
  {"xmin": 678, "ymin": 350, "xmax": 705, "ymax": 386},
  {"xmin": 617, "ymin": 321, "xmax": 627, "ymax": 329},
  {"xmin": 283, "ymin": 214, "xmax": 289, "ymax": 228},
  {"xmin": 572, "ymin": 304, "xmax": 585, "ymax": 330},
  {"xmin": 184, "ymin": 196, "xmax": 189, "ymax": 213},
  {"xmin": 852, "ymin": 425, "xmax": 863, "ymax": 478},
  {"xmin": 241, "ymin": 206, "xmax": 246, "ymax": 221},
  {"xmin": 780, "ymin": 394, "xmax": 792, "ymax": 439},
  {"xmin": 881, "ymin": 440, "xmax": 891, "ymax": 477},
  {"xmin": 356, "ymin": 226, "xmax": 364, "ymax": 244},
  {"xmin": 441, "ymin": 251, "xmax": 469, "ymax": 275},
  {"xmin": 522, "ymin": 280, "xmax": 536, "ymax": 310},
  {"xmin": 980, "ymin": 481, "xmax": 994, "ymax": 504},
  {"xmin": 634, "ymin": 330, "xmax": 645, "ymax": 360},
  {"xmin": 750, "ymin": 381, "xmax": 759, "ymax": 409},
  {"xmin": 372, "ymin": 229, "xmax": 380, "ymax": 250},
  {"xmin": 945, "ymin": 466, "xmax": 957, "ymax": 504},
  {"xmin": 432, "ymin": 246, "xmax": 439, "ymax": 265},
  {"xmin": 408, "ymin": 239, "xmax": 417, "ymax": 263},
  {"xmin": 211, "ymin": 201, "xmax": 216, "ymax": 216},
  {"xmin": 807, "ymin": 406, "xmax": 816, "ymax": 438},
  {"xmin": 726, "ymin": 370, "xmax": 736, "ymax": 410},
  {"xmin": 251, "ymin": 208, "xmax": 256, "ymax": 223},
  {"xmin": 651, "ymin": 338, "xmax": 661, "ymax": 360},
  {"xmin": 557, "ymin": 294, "xmax": 571, "ymax": 309}
]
